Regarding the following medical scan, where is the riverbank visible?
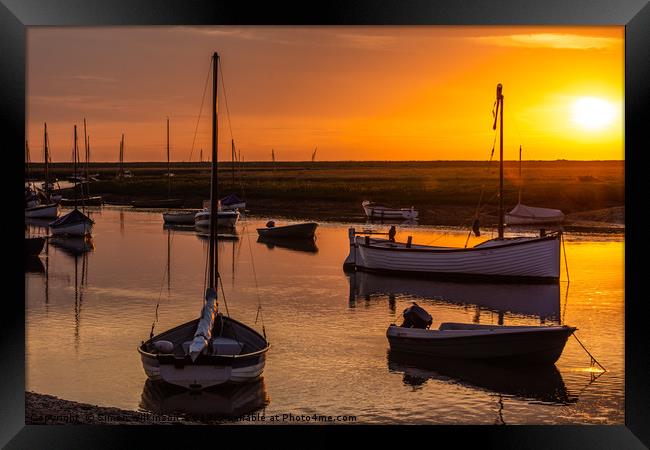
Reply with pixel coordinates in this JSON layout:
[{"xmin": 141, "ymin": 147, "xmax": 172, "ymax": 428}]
[{"xmin": 25, "ymin": 392, "xmax": 194, "ymax": 425}]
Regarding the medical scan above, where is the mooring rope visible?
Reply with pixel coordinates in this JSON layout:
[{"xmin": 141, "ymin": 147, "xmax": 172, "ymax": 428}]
[
  {"xmin": 572, "ymin": 332, "xmax": 607, "ymax": 372},
  {"xmin": 149, "ymin": 227, "xmax": 176, "ymax": 339}
]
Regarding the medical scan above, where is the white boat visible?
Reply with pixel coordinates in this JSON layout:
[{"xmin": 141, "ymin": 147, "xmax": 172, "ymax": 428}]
[
  {"xmin": 362, "ymin": 200, "xmax": 418, "ymax": 220},
  {"xmin": 163, "ymin": 209, "xmax": 201, "ymax": 225},
  {"xmin": 345, "ymin": 229, "xmax": 561, "ymax": 282},
  {"xmin": 221, "ymin": 194, "xmax": 245, "ymax": 211},
  {"xmin": 25, "ymin": 203, "xmax": 59, "ymax": 218},
  {"xmin": 506, "ymin": 203, "xmax": 565, "ymax": 225},
  {"xmin": 345, "ymin": 84, "xmax": 562, "ymax": 283},
  {"xmin": 139, "ymin": 52, "xmax": 269, "ymax": 390},
  {"xmin": 195, "ymin": 209, "xmax": 240, "ymax": 228}
]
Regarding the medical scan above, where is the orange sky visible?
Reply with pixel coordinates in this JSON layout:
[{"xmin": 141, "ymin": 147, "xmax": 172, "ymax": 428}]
[{"xmin": 26, "ymin": 26, "xmax": 624, "ymax": 162}]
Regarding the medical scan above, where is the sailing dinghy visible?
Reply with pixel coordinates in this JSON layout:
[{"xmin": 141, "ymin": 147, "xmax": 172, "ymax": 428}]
[
  {"xmin": 345, "ymin": 85, "xmax": 562, "ymax": 283},
  {"xmin": 139, "ymin": 52, "xmax": 269, "ymax": 390}
]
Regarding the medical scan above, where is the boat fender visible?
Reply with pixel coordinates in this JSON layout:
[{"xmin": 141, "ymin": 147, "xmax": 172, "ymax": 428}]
[
  {"xmin": 153, "ymin": 340, "xmax": 174, "ymax": 353},
  {"xmin": 266, "ymin": 220, "xmax": 275, "ymax": 228},
  {"xmin": 401, "ymin": 302, "xmax": 433, "ymax": 329}
]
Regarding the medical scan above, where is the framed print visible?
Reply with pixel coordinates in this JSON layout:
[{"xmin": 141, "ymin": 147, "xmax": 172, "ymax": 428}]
[{"xmin": 2, "ymin": 0, "xmax": 648, "ymax": 447}]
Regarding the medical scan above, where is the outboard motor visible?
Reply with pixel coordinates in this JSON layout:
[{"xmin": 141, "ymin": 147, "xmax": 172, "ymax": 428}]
[{"xmin": 400, "ymin": 302, "xmax": 433, "ymax": 329}]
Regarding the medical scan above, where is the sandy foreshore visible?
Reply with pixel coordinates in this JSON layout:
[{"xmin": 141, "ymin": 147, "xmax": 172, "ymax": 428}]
[{"xmin": 25, "ymin": 392, "xmax": 196, "ymax": 425}]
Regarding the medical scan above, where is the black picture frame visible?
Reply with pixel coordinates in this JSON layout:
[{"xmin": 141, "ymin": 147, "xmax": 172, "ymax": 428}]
[{"xmin": 3, "ymin": 0, "xmax": 648, "ymax": 447}]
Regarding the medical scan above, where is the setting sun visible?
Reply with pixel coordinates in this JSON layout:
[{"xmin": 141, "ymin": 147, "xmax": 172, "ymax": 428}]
[{"xmin": 571, "ymin": 97, "xmax": 618, "ymax": 131}]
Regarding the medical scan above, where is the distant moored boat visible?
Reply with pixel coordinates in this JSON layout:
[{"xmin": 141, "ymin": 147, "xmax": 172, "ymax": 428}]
[{"xmin": 362, "ymin": 200, "xmax": 418, "ymax": 221}]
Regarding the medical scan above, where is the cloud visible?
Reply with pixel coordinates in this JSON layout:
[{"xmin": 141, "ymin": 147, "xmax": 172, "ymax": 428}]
[
  {"xmin": 67, "ymin": 74, "xmax": 117, "ymax": 83},
  {"xmin": 469, "ymin": 33, "xmax": 620, "ymax": 50}
]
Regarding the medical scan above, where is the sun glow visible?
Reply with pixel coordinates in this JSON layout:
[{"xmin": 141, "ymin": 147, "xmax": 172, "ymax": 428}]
[{"xmin": 571, "ymin": 97, "xmax": 617, "ymax": 131}]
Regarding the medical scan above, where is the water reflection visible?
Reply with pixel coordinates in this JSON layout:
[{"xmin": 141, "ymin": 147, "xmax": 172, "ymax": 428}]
[
  {"xmin": 256, "ymin": 236, "xmax": 319, "ymax": 253},
  {"xmin": 25, "ymin": 255, "xmax": 45, "ymax": 274},
  {"xmin": 140, "ymin": 379, "xmax": 269, "ymax": 421},
  {"xmin": 348, "ymin": 271, "xmax": 562, "ymax": 323},
  {"xmin": 387, "ymin": 350, "xmax": 576, "ymax": 406},
  {"xmin": 50, "ymin": 236, "xmax": 95, "ymax": 257}
]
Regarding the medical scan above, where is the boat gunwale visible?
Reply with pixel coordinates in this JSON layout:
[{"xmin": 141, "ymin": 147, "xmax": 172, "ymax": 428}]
[
  {"xmin": 138, "ymin": 316, "xmax": 270, "ymax": 361},
  {"xmin": 357, "ymin": 232, "xmax": 560, "ymax": 254}
]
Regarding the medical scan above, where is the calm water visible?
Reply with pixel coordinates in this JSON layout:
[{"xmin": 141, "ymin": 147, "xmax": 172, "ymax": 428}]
[{"xmin": 25, "ymin": 207, "xmax": 624, "ymax": 424}]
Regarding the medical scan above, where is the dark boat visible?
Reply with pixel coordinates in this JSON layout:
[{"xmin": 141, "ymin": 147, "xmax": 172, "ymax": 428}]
[
  {"xmin": 49, "ymin": 236, "xmax": 95, "ymax": 257},
  {"xmin": 25, "ymin": 255, "xmax": 45, "ymax": 274},
  {"xmin": 257, "ymin": 235, "xmax": 318, "ymax": 253},
  {"xmin": 25, "ymin": 236, "xmax": 45, "ymax": 256},
  {"xmin": 256, "ymin": 222, "xmax": 318, "ymax": 238},
  {"xmin": 387, "ymin": 320, "xmax": 575, "ymax": 364},
  {"xmin": 132, "ymin": 198, "xmax": 184, "ymax": 208},
  {"xmin": 387, "ymin": 351, "xmax": 575, "ymax": 405}
]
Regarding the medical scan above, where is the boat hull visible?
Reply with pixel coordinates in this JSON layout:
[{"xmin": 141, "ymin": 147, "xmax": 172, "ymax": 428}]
[
  {"xmin": 347, "ymin": 231, "xmax": 561, "ymax": 282},
  {"xmin": 221, "ymin": 202, "xmax": 245, "ymax": 211},
  {"xmin": 506, "ymin": 214, "xmax": 565, "ymax": 225},
  {"xmin": 195, "ymin": 210, "xmax": 240, "ymax": 228},
  {"xmin": 60, "ymin": 196, "xmax": 103, "ymax": 206},
  {"xmin": 25, "ymin": 204, "xmax": 59, "ymax": 218},
  {"xmin": 162, "ymin": 210, "xmax": 200, "ymax": 225},
  {"xmin": 49, "ymin": 221, "xmax": 93, "ymax": 236},
  {"xmin": 139, "ymin": 316, "xmax": 269, "ymax": 390},
  {"xmin": 25, "ymin": 237, "xmax": 45, "ymax": 256},
  {"xmin": 256, "ymin": 222, "xmax": 318, "ymax": 238},
  {"xmin": 387, "ymin": 325, "xmax": 575, "ymax": 364}
]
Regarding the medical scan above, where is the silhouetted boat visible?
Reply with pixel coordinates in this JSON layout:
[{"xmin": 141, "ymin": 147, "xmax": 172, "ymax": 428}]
[
  {"xmin": 139, "ymin": 52, "xmax": 269, "ymax": 390},
  {"xmin": 256, "ymin": 222, "xmax": 318, "ymax": 238},
  {"xmin": 25, "ymin": 237, "xmax": 45, "ymax": 256},
  {"xmin": 387, "ymin": 320, "xmax": 575, "ymax": 364},
  {"xmin": 195, "ymin": 209, "xmax": 239, "ymax": 228},
  {"xmin": 387, "ymin": 351, "xmax": 575, "ymax": 405},
  {"xmin": 49, "ymin": 236, "xmax": 95, "ymax": 257},
  {"xmin": 60, "ymin": 195, "xmax": 103, "ymax": 206},
  {"xmin": 140, "ymin": 378, "xmax": 268, "ymax": 420},
  {"xmin": 257, "ymin": 235, "xmax": 318, "ymax": 253},
  {"xmin": 25, "ymin": 255, "xmax": 45, "ymax": 273},
  {"xmin": 163, "ymin": 209, "xmax": 201, "ymax": 225}
]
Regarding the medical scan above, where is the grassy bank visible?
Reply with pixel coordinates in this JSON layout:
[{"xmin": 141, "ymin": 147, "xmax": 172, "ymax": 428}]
[{"xmin": 30, "ymin": 161, "xmax": 624, "ymax": 227}]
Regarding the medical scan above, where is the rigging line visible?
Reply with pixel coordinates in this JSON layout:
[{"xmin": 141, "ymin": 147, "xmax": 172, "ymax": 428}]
[
  {"xmin": 188, "ymin": 58, "xmax": 212, "ymax": 162},
  {"xmin": 561, "ymin": 232, "xmax": 570, "ymax": 282},
  {"xmin": 149, "ymin": 234, "xmax": 172, "ymax": 339},
  {"xmin": 218, "ymin": 62, "xmax": 234, "ymax": 141},
  {"xmin": 244, "ymin": 224, "xmax": 266, "ymax": 331}
]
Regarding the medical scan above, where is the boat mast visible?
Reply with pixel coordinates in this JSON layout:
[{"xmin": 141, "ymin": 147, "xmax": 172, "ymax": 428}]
[
  {"xmin": 208, "ymin": 52, "xmax": 220, "ymax": 289},
  {"xmin": 73, "ymin": 125, "xmax": 78, "ymax": 210},
  {"xmin": 495, "ymin": 83, "xmax": 505, "ymax": 239},
  {"xmin": 167, "ymin": 117, "xmax": 171, "ymax": 198},
  {"xmin": 518, "ymin": 145, "xmax": 522, "ymax": 205},
  {"xmin": 44, "ymin": 123, "xmax": 49, "ymax": 194},
  {"xmin": 84, "ymin": 118, "xmax": 89, "ymax": 182},
  {"xmin": 231, "ymin": 139, "xmax": 236, "ymax": 190}
]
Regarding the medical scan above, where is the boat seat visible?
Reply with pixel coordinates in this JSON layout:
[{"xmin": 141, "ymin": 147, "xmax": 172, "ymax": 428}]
[{"xmin": 211, "ymin": 337, "xmax": 244, "ymax": 356}]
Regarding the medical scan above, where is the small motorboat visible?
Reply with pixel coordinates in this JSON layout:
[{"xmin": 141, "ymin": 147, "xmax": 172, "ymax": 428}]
[
  {"xmin": 362, "ymin": 200, "xmax": 419, "ymax": 221},
  {"xmin": 60, "ymin": 196, "xmax": 103, "ymax": 206},
  {"xmin": 162, "ymin": 209, "xmax": 201, "ymax": 225},
  {"xmin": 25, "ymin": 236, "xmax": 45, "ymax": 256},
  {"xmin": 387, "ymin": 303, "xmax": 575, "ymax": 364},
  {"xmin": 195, "ymin": 209, "xmax": 239, "ymax": 228},
  {"xmin": 256, "ymin": 221, "xmax": 318, "ymax": 239},
  {"xmin": 49, "ymin": 208, "xmax": 94, "ymax": 236}
]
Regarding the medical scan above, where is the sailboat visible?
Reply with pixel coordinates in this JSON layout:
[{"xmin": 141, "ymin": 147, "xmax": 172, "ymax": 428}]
[
  {"xmin": 61, "ymin": 118, "xmax": 102, "ymax": 206},
  {"xmin": 345, "ymin": 84, "xmax": 562, "ymax": 283},
  {"xmin": 25, "ymin": 130, "xmax": 59, "ymax": 218},
  {"xmin": 139, "ymin": 52, "xmax": 270, "ymax": 390},
  {"xmin": 505, "ymin": 145, "xmax": 565, "ymax": 225},
  {"xmin": 49, "ymin": 125, "xmax": 95, "ymax": 236}
]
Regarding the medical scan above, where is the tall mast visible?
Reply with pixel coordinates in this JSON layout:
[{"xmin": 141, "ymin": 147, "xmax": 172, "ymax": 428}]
[
  {"xmin": 120, "ymin": 134, "xmax": 125, "ymax": 176},
  {"xmin": 208, "ymin": 52, "xmax": 220, "ymax": 289},
  {"xmin": 497, "ymin": 84, "xmax": 504, "ymax": 239},
  {"xmin": 518, "ymin": 145, "xmax": 522, "ymax": 204},
  {"xmin": 167, "ymin": 117, "xmax": 171, "ymax": 198},
  {"xmin": 25, "ymin": 140, "xmax": 30, "ymax": 181},
  {"xmin": 44, "ymin": 123, "xmax": 49, "ymax": 190},
  {"xmin": 73, "ymin": 125, "xmax": 78, "ymax": 210}
]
